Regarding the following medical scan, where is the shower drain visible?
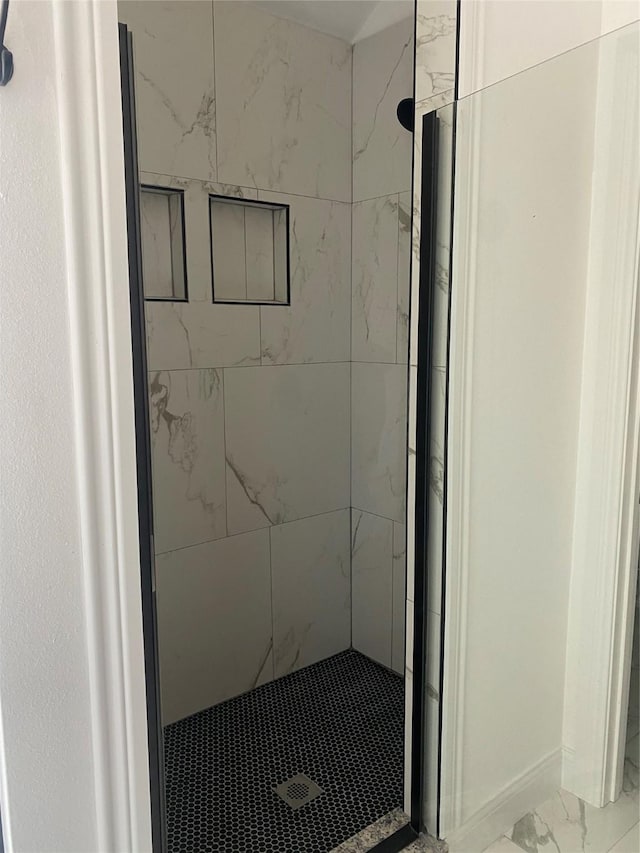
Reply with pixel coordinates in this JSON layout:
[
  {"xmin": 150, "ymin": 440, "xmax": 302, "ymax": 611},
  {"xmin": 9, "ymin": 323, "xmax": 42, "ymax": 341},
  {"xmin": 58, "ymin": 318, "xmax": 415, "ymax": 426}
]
[{"xmin": 273, "ymin": 773, "xmax": 324, "ymax": 810}]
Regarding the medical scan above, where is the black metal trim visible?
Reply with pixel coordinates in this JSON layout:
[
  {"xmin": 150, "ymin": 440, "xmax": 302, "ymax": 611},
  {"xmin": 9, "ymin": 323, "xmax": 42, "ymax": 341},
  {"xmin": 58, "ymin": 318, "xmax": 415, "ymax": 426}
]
[
  {"xmin": 208, "ymin": 193, "xmax": 291, "ymax": 306},
  {"xmin": 118, "ymin": 23, "xmax": 166, "ymax": 853},
  {"xmin": 368, "ymin": 823, "xmax": 419, "ymax": 853},
  {"xmin": 0, "ymin": 0, "xmax": 13, "ymax": 87},
  {"xmin": 454, "ymin": 0, "xmax": 462, "ymax": 102},
  {"xmin": 410, "ymin": 111, "xmax": 440, "ymax": 835},
  {"xmin": 139, "ymin": 183, "xmax": 189, "ymax": 303}
]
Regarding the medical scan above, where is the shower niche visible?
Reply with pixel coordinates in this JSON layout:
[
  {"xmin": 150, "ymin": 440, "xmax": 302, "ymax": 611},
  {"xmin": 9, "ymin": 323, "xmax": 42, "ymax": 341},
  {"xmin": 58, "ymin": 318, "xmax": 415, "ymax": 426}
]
[{"xmin": 210, "ymin": 196, "xmax": 290, "ymax": 305}]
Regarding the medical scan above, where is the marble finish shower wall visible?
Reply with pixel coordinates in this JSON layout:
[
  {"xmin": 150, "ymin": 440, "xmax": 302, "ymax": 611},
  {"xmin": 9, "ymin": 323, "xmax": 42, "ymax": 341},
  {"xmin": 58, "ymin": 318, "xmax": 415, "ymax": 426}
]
[
  {"xmin": 350, "ymin": 19, "xmax": 414, "ymax": 675},
  {"xmin": 405, "ymin": 0, "xmax": 458, "ymax": 826},
  {"xmin": 119, "ymin": 0, "xmax": 352, "ymax": 724}
]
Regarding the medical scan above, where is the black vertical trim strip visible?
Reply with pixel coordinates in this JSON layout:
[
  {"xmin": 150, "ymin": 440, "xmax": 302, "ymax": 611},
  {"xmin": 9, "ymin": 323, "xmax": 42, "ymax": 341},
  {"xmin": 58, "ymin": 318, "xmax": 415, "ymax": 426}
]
[
  {"xmin": 118, "ymin": 23, "xmax": 165, "ymax": 853},
  {"xmin": 454, "ymin": 0, "xmax": 462, "ymax": 102},
  {"xmin": 411, "ymin": 111, "xmax": 440, "ymax": 834}
]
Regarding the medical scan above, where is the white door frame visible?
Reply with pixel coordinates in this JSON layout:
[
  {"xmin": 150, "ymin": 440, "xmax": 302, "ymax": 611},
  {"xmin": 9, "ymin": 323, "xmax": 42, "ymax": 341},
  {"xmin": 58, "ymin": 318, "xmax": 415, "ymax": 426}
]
[
  {"xmin": 52, "ymin": 0, "xmax": 153, "ymax": 849},
  {"xmin": 41, "ymin": 3, "xmax": 640, "ymax": 851},
  {"xmin": 561, "ymin": 23, "xmax": 640, "ymax": 808}
]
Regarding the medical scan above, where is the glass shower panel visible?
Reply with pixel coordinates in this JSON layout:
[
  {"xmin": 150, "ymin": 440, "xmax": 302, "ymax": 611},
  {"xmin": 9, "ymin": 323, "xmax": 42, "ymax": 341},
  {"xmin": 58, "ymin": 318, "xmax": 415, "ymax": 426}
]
[{"xmin": 441, "ymin": 21, "xmax": 640, "ymax": 837}]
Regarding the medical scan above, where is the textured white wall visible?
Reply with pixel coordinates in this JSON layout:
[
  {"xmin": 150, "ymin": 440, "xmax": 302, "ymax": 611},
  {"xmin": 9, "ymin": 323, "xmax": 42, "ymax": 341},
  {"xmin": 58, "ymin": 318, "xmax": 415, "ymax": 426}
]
[{"xmin": 0, "ymin": 3, "xmax": 98, "ymax": 850}]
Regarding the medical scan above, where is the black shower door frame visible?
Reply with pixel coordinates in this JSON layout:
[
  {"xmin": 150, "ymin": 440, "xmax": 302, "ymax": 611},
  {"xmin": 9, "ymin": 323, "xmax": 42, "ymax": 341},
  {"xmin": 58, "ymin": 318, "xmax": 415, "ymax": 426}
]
[{"xmin": 119, "ymin": 22, "xmax": 446, "ymax": 853}]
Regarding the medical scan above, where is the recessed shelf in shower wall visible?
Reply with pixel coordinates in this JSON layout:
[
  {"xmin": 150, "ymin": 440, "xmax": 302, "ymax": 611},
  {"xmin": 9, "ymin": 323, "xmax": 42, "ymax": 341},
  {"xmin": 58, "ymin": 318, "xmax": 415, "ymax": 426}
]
[
  {"xmin": 209, "ymin": 195, "xmax": 290, "ymax": 305},
  {"xmin": 140, "ymin": 185, "xmax": 188, "ymax": 302}
]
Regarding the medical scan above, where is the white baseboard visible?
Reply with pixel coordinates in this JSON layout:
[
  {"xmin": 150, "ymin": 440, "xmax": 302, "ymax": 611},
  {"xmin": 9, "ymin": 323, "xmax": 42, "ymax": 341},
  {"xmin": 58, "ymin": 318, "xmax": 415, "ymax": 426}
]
[{"xmin": 442, "ymin": 748, "xmax": 562, "ymax": 853}]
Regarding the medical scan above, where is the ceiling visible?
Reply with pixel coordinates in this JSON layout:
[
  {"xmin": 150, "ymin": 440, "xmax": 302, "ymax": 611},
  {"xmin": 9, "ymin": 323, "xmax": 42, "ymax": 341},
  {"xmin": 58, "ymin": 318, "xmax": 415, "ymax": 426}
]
[{"xmin": 255, "ymin": 0, "xmax": 414, "ymax": 44}]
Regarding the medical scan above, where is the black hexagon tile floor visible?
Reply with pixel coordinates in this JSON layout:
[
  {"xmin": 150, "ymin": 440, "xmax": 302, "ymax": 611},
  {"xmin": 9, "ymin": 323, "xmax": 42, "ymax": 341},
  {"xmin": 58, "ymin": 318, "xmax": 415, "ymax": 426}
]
[{"xmin": 163, "ymin": 649, "xmax": 404, "ymax": 853}]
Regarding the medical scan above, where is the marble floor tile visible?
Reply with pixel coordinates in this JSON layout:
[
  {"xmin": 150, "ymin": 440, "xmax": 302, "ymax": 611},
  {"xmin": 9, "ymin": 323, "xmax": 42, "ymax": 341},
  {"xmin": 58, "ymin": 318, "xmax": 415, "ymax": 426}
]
[
  {"xmin": 213, "ymin": 0, "xmax": 351, "ymax": 201},
  {"xmin": 608, "ymin": 823, "xmax": 640, "ymax": 852},
  {"xmin": 271, "ymin": 509, "xmax": 351, "ymax": 677},
  {"xmin": 509, "ymin": 782, "xmax": 640, "ymax": 853},
  {"xmin": 224, "ymin": 363, "xmax": 350, "ymax": 535},
  {"xmin": 258, "ymin": 191, "xmax": 351, "ymax": 365},
  {"xmin": 155, "ymin": 528, "xmax": 272, "ymax": 724},
  {"xmin": 149, "ymin": 369, "xmax": 226, "ymax": 553},
  {"xmin": 480, "ymin": 838, "xmax": 524, "ymax": 853}
]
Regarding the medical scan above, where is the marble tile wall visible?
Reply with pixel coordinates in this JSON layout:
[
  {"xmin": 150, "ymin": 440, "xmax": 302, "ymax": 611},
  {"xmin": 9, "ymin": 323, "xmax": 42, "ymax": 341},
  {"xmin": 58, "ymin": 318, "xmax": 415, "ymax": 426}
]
[
  {"xmin": 404, "ymin": 0, "xmax": 458, "ymax": 824},
  {"xmin": 119, "ymin": 0, "xmax": 354, "ymax": 722},
  {"xmin": 350, "ymin": 20, "xmax": 414, "ymax": 673}
]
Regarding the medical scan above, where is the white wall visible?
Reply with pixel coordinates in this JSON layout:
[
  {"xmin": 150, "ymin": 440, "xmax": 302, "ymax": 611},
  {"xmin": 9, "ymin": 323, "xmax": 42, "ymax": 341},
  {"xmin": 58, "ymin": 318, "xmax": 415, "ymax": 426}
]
[
  {"xmin": 0, "ymin": 2, "xmax": 132, "ymax": 850},
  {"xmin": 458, "ymin": 0, "xmax": 640, "ymax": 97},
  {"xmin": 443, "ymin": 26, "xmax": 601, "ymax": 848}
]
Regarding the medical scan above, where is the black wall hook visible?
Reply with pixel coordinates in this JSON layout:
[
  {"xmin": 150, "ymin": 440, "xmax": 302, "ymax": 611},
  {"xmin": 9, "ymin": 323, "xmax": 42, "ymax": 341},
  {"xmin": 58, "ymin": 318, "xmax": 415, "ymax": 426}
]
[{"xmin": 0, "ymin": 0, "xmax": 14, "ymax": 87}]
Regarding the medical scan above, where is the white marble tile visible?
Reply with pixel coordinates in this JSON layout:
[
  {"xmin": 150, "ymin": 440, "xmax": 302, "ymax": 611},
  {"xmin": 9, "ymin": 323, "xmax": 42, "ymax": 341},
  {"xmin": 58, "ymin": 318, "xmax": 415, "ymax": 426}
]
[
  {"xmin": 213, "ymin": 1, "xmax": 351, "ymax": 201},
  {"xmin": 415, "ymin": 88, "xmax": 456, "ymax": 116},
  {"xmin": 224, "ymin": 363, "xmax": 350, "ymax": 535},
  {"xmin": 210, "ymin": 200, "xmax": 247, "ymax": 300},
  {"xmin": 392, "ymin": 522, "xmax": 407, "ymax": 674},
  {"xmin": 145, "ymin": 301, "xmax": 261, "ymax": 371},
  {"xmin": 397, "ymin": 192, "xmax": 412, "ymax": 364},
  {"xmin": 509, "ymin": 783, "xmax": 640, "ymax": 853},
  {"xmin": 423, "ymin": 691, "xmax": 440, "ymax": 835},
  {"xmin": 141, "ymin": 172, "xmax": 259, "ymax": 303},
  {"xmin": 403, "ymin": 601, "xmax": 415, "ymax": 817},
  {"xmin": 426, "ymin": 609, "xmax": 441, "ymax": 698},
  {"xmin": 155, "ymin": 529, "xmax": 272, "ymax": 724},
  {"xmin": 258, "ymin": 191, "xmax": 351, "ymax": 364},
  {"xmin": 351, "ymin": 510, "xmax": 394, "ymax": 668},
  {"xmin": 352, "ymin": 362, "xmax": 408, "ymax": 523},
  {"xmin": 245, "ymin": 206, "xmax": 276, "ymax": 302},
  {"xmin": 415, "ymin": 1, "xmax": 457, "ymax": 106},
  {"xmin": 271, "ymin": 509, "xmax": 351, "ymax": 676},
  {"xmin": 140, "ymin": 188, "xmax": 185, "ymax": 299},
  {"xmin": 478, "ymin": 838, "xmax": 524, "ymax": 853},
  {"xmin": 118, "ymin": 0, "xmax": 216, "ymax": 180},
  {"xmin": 353, "ymin": 18, "xmax": 414, "ymax": 202},
  {"xmin": 609, "ymin": 823, "xmax": 640, "ymax": 852},
  {"xmin": 149, "ymin": 369, "xmax": 226, "ymax": 553},
  {"xmin": 352, "ymin": 195, "xmax": 400, "ymax": 364},
  {"xmin": 406, "ymin": 364, "xmax": 418, "ymax": 604}
]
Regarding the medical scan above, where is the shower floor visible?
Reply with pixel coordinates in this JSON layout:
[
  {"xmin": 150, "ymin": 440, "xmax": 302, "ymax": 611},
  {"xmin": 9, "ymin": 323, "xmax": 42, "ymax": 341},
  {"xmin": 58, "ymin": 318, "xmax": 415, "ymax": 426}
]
[{"xmin": 163, "ymin": 649, "xmax": 404, "ymax": 853}]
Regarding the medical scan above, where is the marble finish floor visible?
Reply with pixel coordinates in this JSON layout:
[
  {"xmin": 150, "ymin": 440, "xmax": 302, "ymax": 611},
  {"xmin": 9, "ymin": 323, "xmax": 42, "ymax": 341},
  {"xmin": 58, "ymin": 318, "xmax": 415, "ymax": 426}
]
[
  {"xmin": 163, "ymin": 650, "xmax": 404, "ymax": 853},
  {"xmin": 457, "ymin": 728, "xmax": 639, "ymax": 853}
]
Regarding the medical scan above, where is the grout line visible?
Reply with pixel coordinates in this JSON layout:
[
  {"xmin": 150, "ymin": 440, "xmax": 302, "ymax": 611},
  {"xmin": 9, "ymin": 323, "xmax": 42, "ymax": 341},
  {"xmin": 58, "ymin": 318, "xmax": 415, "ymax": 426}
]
[
  {"xmin": 351, "ymin": 506, "xmax": 402, "ymax": 526},
  {"xmin": 141, "ymin": 170, "xmax": 350, "ymax": 206},
  {"xmin": 268, "ymin": 524, "xmax": 275, "ymax": 681},
  {"xmin": 154, "ymin": 506, "xmax": 352, "ymax": 559},
  {"xmin": 395, "ymin": 191, "xmax": 401, "ymax": 365},
  {"xmin": 349, "ymin": 39, "xmax": 355, "ymax": 653},
  {"xmin": 147, "ymin": 361, "xmax": 353, "ymax": 373},
  {"xmin": 211, "ymin": 0, "xmax": 218, "ymax": 182},
  {"xmin": 221, "ymin": 367, "xmax": 229, "ymax": 538}
]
